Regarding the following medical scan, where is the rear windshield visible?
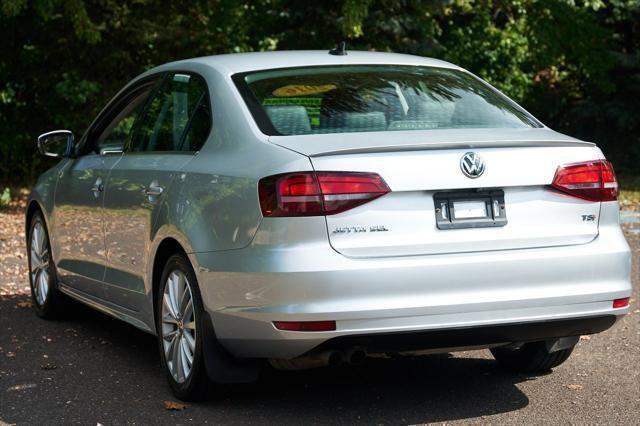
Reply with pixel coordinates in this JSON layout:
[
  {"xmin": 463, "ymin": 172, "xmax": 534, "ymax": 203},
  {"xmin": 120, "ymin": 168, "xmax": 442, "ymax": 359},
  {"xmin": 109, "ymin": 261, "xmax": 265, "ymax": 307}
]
[{"xmin": 234, "ymin": 65, "xmax": 541, "ymax": 136}]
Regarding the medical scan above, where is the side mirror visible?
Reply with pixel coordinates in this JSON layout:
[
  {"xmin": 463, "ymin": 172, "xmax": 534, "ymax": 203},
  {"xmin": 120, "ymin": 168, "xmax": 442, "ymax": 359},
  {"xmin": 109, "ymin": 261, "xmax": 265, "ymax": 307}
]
[{"xmin": 37, "ymin": 130, "xmax": 74, "ymax": 158}]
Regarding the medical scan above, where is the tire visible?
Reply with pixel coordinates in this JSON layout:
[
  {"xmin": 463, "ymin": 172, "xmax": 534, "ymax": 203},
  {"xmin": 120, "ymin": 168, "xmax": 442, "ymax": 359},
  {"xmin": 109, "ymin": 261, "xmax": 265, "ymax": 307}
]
[
  {"xmin": 491, "ymin": 341, "xmax": 575, "ymax": 373},
  {"xmin": 27, "ymin": 211, "xmax": 67, "ymax": 319},
  {"xmin": 156, "ymin": 253, "xmax": 212, "ymax": 401}
]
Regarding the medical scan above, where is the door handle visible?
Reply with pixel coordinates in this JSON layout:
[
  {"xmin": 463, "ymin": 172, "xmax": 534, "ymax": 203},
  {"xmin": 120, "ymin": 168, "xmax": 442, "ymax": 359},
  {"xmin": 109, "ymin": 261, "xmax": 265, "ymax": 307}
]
[
  {"xmin": 144, "ymin": 182, "xmax": 164, "ymax": 197},
  {"xmin": 91, "ymin": 178, "xmax": 104, "ymax": 197}
]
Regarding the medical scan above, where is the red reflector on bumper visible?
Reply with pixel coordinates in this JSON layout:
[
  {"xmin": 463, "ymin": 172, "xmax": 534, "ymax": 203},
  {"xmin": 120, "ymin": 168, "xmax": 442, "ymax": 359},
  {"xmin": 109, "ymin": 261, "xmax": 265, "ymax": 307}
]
[
  {"xmin": 612, "ymin": 298, "xmax": 630, "ymax": 309},
  {"xmin": 273, "ymin": 321, "xmax": 336, "ymax": 332}
]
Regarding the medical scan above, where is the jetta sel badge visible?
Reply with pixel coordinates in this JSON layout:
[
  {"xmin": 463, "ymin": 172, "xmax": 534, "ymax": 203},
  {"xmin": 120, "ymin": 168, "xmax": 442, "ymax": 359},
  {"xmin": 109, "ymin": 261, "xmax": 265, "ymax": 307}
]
[{"xmin": 332, "ymin": 225, "xmax": 389, "ymax": 234}]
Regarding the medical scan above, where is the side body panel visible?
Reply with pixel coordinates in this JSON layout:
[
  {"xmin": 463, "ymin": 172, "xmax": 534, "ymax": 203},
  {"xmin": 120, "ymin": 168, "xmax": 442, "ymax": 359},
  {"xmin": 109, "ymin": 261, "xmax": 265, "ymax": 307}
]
[
  {"xmin": 90, "ymin": 62, "xmax": 312, "ymax": 333},
  {"xmin": 53, "ymin": 154, "xmax": 121, "ymax": 297},
  {"xmin": 102, "ymin": 153, "xmax": 193, "ymax": 311},
  {"xmin": 151, "ymin": 64, "xmax": 313, "ymax": 253}
]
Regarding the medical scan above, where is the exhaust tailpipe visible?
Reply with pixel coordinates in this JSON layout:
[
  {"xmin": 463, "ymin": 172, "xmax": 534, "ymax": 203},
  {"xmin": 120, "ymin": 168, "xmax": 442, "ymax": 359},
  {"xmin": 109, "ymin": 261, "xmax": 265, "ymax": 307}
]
[
  {"xmin": 269, "ymin": 350, "xmax": 344, "ymax": 371},
  {"xmin": 347, "ymin": 349, "xmax": 366, "ymax": 365}
]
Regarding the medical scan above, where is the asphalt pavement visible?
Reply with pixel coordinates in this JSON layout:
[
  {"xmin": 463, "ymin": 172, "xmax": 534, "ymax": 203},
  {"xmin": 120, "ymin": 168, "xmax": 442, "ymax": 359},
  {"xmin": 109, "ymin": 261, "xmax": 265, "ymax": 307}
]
[{"xmin": 0, "ymin": 228, "xmax": 638, "ymax": 425}]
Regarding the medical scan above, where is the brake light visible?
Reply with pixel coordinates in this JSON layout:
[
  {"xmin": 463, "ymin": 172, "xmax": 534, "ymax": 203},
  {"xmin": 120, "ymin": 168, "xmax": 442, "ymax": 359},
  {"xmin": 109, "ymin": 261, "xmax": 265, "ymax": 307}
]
[
  {"xmin": 551, "ymin": 160, "xmax": 618, "ymax": 201},
  {"xmin": 259, "ymin": 171, "xmax": 390, "ymax": 217}
]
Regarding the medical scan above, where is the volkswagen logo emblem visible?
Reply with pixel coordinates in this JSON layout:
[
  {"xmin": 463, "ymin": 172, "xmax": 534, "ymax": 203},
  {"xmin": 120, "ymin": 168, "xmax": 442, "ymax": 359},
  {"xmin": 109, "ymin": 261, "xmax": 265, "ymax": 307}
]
[{"xmin": 460, "ymin": 152, "xmax": 485, "ymax": 178}]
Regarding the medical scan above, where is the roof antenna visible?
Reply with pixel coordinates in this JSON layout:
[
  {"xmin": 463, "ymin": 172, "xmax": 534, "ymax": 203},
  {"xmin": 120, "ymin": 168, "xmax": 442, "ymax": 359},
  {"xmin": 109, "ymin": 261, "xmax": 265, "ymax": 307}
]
[{"xmin": 329, "ymin": 42, "xmax": 347, "ymax": 56}]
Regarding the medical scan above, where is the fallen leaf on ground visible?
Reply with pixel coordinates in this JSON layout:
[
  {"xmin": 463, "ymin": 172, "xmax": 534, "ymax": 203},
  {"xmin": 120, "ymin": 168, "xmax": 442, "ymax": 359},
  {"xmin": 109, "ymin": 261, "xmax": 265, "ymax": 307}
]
[
  {"xmin": 7, "ymin": 383, "xmax": 37, "ymax": 391},
  {"xmin": 16, "ymin": 301, "xmax": 32, "ymax": 308},
  {"xmin": 579, "ymin": 335, "xmax": 591, "ymax": 341},
  {"xmin": 163, "ymin": 400, "xmax": 188, "ymax": 411},
  {"xmin": 566, "ymin": 384, "xmax": 583, "ymax": 391}
]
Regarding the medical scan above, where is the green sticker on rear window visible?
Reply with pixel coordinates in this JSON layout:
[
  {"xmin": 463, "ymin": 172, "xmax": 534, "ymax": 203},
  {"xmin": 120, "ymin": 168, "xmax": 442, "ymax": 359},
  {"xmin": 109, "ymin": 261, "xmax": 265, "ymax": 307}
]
[{"xmin": 263, "ymin": 97, "xmax": 322, "ymax": 127}]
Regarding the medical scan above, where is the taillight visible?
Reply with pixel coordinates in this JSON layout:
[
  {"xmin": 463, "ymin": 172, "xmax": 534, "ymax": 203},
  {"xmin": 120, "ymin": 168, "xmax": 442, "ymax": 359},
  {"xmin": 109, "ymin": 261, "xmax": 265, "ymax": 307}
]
[
  {"xmin": 258, "ymin": 171, "xmax": 390, "ymax": 217},
  {"xmin": 551, "ymin": 160, "xmax": 618, "ymax": 202}
]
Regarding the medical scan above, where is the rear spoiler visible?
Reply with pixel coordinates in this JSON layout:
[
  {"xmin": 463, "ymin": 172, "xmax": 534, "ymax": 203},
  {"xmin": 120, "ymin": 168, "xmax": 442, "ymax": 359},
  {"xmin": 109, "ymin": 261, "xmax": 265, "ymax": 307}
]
[
  {"xmin": 267, "ymin": 128, "xmax": 596, "ymax": 157},
  {"xmin": 304, "ymin": 140, "xmax": 596, "ymax": 157}
]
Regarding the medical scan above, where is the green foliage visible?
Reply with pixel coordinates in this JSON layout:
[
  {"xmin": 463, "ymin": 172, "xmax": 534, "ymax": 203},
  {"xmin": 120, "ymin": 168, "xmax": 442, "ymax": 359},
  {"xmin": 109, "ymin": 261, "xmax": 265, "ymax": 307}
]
[
  {"xmin": 1, "ymin": 0, "xmax": 638, "ymax": 184},
  {"xmin": 0, "ymin": 187, "xmax": 10, "ymax": 206},
  {"xmin": 342, "ymin": 0, "xmax": 373, "ymax": 38}
]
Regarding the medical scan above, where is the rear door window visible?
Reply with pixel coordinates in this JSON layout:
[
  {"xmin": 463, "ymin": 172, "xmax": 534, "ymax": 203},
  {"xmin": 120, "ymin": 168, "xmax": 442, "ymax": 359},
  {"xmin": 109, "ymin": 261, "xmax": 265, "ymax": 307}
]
[
  {"xmin": 234, "ymin": 65, "xmax": 541, "ymax": 136},
  {"xmin": 131, "ymin": 73, "xmax": 211, "ymax": 152}
]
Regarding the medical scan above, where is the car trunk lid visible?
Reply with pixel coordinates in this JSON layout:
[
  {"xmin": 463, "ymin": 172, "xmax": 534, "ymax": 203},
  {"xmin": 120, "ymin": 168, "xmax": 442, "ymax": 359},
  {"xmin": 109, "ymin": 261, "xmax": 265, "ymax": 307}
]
[{"xmin": 272, "ymin": 129, "xmax": 603, "ymax": 258}]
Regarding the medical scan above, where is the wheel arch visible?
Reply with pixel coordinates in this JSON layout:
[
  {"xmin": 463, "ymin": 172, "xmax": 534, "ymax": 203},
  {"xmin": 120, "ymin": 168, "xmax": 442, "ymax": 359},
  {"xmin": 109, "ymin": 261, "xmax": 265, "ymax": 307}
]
[
  {"xmin": 151, "ymin": 237, "xmax": 190, "ymax": 327},
  {"xmin": 25, "ymin": 199, "xmax": 46, "ymax": 242},
  {"xmin": 149, "ymin": 235, "xmax": 261, "ymax": 384}
]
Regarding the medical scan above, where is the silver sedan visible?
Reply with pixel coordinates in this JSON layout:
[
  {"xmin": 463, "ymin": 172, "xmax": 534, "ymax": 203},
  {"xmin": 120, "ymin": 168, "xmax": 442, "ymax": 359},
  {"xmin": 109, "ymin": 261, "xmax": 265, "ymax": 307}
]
[{"xmin": 27, "ymin": 50, "xmax": 632, "ymax": 400}]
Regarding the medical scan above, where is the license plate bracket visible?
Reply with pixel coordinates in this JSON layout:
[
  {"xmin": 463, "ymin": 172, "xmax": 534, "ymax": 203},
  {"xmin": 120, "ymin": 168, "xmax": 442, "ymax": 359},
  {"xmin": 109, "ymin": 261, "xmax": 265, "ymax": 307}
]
[{"xmin": 433, "ymin": 190, "xmax": 507, "ymax": 230}]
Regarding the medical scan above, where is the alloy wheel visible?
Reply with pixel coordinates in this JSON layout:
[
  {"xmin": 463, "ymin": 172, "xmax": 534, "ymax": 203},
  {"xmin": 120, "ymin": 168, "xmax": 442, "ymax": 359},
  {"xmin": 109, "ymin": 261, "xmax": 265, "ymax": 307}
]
[
  {"xmin": 30, "ymin": 221, "xmax": 50, "ymax": 306},
  {"xmin": 161, "ymin": 270, "xmax": 196, "ymax": 383}
]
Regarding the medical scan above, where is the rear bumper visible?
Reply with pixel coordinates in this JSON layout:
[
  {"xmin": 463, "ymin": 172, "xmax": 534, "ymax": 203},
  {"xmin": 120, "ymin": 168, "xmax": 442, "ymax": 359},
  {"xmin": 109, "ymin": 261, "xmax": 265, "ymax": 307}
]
[
  {"xmin": 191, "ymin": 215, "xmax": 632, "ymax": 359},
  {"xmin": 311, "ymin": 315, "xmax": 617, "ymax": 355}
]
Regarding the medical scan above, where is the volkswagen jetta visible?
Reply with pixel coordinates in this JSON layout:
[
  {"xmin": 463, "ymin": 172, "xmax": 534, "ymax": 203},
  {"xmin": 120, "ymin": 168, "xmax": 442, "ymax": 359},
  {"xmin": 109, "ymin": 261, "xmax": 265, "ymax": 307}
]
[{"xmin": 26, "ymin": 50, "xmax": 632, "ymax": 400}]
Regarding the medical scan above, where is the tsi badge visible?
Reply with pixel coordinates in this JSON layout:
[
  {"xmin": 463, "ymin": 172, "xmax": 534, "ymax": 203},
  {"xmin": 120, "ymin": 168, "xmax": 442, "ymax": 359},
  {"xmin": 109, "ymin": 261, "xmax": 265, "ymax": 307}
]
[
  {"xmin": 582, "ymin": 214, "xmax": 596, "ymax": 222},
  {"xmin": 332, "ymin": 225, "xmax": 389, "ymax": 234}
]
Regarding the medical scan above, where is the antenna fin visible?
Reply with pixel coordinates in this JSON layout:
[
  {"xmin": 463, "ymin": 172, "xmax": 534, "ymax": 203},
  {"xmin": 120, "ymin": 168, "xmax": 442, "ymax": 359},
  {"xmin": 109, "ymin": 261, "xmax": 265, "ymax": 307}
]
[{"xmin": 328, "ymin": 42, "xmax": 347, "ymax": 56}]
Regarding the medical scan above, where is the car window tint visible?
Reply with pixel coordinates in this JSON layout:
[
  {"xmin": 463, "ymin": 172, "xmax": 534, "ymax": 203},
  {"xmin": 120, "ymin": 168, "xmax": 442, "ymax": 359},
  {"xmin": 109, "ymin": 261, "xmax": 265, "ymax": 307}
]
[
  {"xmin": 237, "ymin": 65, "xmax": 541, "ymax": 136},
  {"xmin": 180, "ymin": 95, "xmax": 211, "ymax": 152},
  {"xmin": 95, "ymin": 86, "xmax": 152, "ymax": 154},
  {"xmin": 132, "ymin": 73, "xmax": 209, "ymax": 152}
]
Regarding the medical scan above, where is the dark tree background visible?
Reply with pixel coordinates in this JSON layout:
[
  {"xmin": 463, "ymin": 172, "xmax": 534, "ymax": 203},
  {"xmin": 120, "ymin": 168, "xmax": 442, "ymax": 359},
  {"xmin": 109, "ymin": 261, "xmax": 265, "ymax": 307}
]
[{"xmin": 1, "ymin": 0, "xmax": 638, "ymax": 184}]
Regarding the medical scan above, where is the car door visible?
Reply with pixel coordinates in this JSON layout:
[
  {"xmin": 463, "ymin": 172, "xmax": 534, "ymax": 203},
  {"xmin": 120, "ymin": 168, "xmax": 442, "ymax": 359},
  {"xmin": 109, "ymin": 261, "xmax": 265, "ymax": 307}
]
[
  {"xmin": 102, "ymin": 72, "xmax": 211, "ymax": 310},
  {"xmin": 54, "ymin": 80, "xmax": 157, "ymax": 298}
]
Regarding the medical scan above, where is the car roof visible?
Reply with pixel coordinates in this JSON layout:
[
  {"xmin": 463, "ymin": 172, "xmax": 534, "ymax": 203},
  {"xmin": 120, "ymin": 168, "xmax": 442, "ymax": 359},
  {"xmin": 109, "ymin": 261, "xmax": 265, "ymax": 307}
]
[{"xmin": 156, "ymin": 50, "xmax": 463, "ymax": 75}]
